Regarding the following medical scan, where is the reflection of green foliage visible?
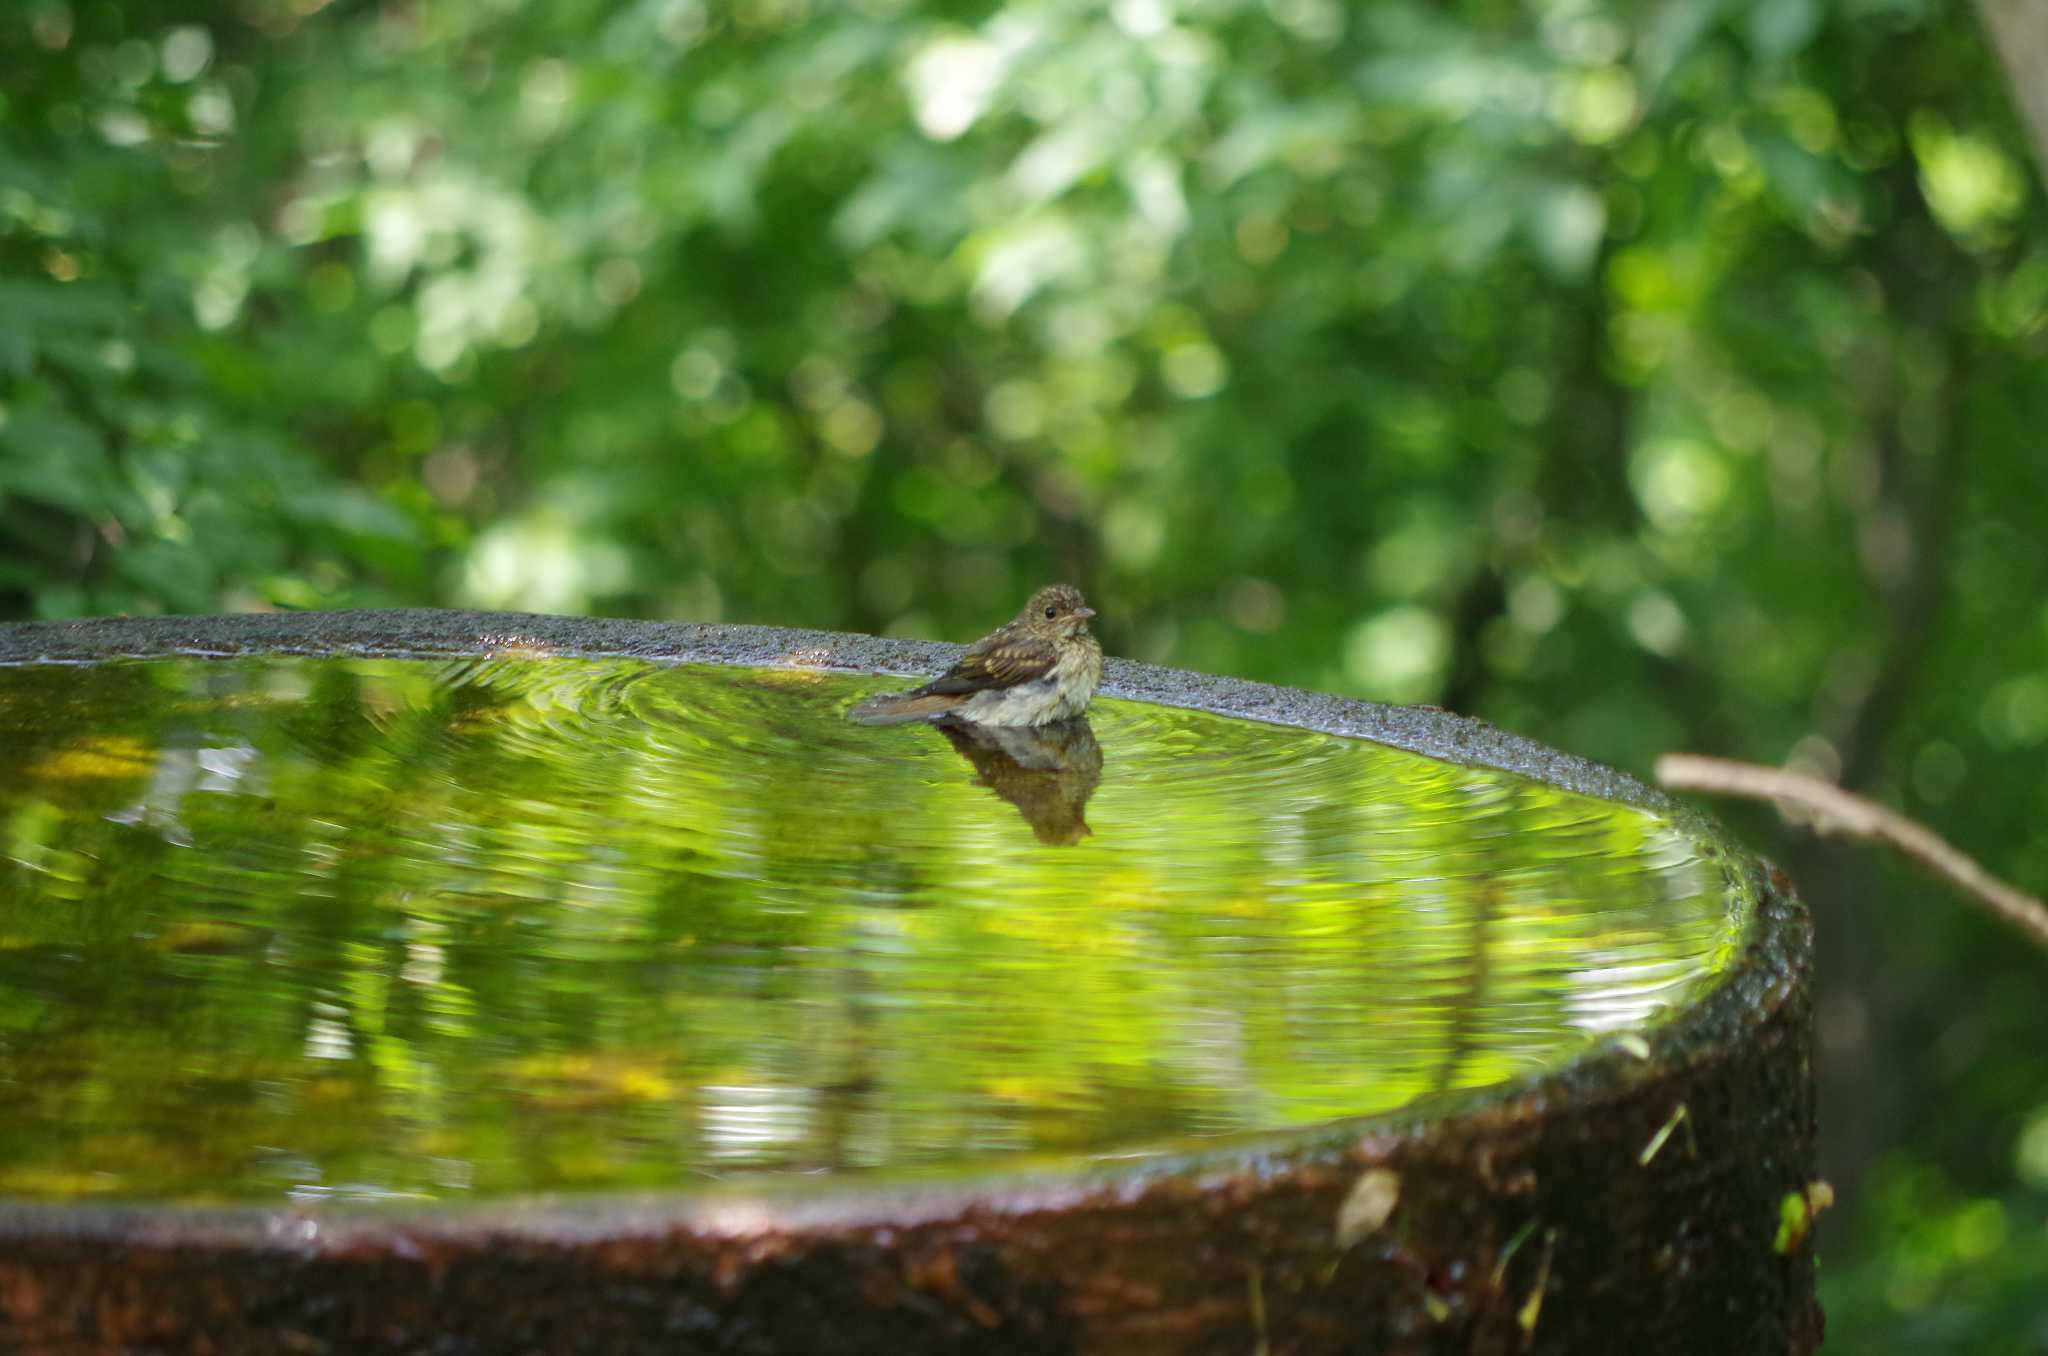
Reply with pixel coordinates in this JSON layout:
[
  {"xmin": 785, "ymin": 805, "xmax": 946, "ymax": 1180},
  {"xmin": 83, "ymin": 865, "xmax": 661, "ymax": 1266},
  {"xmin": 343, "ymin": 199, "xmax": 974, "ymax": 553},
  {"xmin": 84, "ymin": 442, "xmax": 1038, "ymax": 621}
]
[
  {"xmin": 4, "ymin": 0, "xmax": 2046, "ymax": 1340},
  {"xmin": 0, "ymin": 656, "xmax": 1739, "ymax": 1201}
]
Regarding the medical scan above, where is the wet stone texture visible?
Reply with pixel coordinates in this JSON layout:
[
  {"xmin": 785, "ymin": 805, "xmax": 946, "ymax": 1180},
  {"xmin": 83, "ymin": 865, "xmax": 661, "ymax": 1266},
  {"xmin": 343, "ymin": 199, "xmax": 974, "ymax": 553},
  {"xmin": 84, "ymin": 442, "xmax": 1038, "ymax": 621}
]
[{"xmin": 0, "ymin": 611, "xmax": 1820, "ymax": 1354}]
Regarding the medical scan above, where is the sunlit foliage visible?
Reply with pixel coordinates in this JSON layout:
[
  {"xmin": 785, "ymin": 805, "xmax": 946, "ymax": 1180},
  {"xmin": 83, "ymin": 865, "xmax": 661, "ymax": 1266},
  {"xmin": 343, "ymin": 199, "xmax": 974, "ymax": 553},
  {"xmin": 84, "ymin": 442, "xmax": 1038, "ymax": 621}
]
[{"xmin": 3, "ymin": 0, "xmax": 2046, "ymax": 1344}]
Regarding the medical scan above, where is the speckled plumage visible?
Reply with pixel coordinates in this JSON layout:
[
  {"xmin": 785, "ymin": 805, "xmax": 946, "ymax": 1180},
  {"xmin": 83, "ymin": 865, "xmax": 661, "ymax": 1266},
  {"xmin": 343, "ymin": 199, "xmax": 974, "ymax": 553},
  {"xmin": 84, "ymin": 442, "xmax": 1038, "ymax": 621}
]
[{"xmin": 850, "ymin": 585, "xmax": 1104, "ymax": 728}]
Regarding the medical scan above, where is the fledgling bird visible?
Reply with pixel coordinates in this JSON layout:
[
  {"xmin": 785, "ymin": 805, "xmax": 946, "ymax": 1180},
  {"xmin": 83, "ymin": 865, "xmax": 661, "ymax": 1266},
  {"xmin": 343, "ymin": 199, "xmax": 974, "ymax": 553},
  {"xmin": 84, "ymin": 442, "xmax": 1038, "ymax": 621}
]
[{"xmin": 850, "ymin": 584, "xmax": 1103, "ymax": 728}]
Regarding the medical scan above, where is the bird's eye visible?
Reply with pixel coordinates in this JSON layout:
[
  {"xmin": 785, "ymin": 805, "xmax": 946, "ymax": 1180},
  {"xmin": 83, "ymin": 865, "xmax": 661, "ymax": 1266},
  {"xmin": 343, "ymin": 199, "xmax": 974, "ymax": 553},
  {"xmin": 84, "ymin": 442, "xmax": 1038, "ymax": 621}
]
[{"xmin": 1044, "ymin": 605, "xmax": 1058, "ymax": 618}]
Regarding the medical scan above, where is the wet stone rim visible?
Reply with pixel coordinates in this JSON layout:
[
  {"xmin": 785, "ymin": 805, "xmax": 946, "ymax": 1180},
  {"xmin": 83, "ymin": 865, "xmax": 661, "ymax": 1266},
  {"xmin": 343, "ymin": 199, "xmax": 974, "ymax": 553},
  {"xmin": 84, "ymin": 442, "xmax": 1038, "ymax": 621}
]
[{"xmin": 0, "ymin": 610, "xmax": 1819, "ymax": 1355}]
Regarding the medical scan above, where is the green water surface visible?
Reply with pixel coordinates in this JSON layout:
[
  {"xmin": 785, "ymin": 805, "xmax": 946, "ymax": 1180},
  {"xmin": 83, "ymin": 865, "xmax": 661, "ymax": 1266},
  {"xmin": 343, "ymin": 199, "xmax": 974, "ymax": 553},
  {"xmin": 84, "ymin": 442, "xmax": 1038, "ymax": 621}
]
[{"xmin": 0, "ymin": 656, "xmax": 1747, "ymax": 1204}]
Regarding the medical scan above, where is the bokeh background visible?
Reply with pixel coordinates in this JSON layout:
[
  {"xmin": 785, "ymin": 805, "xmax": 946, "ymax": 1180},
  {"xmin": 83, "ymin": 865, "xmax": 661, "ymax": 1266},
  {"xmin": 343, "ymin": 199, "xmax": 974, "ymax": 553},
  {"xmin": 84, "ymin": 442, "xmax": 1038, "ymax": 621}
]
[{"xmin": 4, "ymin": 0, "xmax": 2046, "ymax": 1346}]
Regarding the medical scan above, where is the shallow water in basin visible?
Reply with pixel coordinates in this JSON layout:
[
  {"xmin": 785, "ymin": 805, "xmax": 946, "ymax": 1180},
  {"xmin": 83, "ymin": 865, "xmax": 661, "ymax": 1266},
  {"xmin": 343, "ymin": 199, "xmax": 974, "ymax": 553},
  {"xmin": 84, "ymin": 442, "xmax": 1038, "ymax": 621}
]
[{"xmin": 0, "ymin": 656, "xmax": 1747, "ymax": 1204}]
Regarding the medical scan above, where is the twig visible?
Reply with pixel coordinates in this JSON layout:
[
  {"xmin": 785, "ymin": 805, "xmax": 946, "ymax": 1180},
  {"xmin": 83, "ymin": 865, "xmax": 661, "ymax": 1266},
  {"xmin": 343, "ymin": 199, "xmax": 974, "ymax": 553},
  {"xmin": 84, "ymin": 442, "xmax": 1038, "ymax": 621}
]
[
  {"xmin": 1654, "ymin": 753, "xmax": 2048, "ymax": 954},
  {"xmin": 1975, "ymin": 0, "xmax": 2048, "ymax": 188}
]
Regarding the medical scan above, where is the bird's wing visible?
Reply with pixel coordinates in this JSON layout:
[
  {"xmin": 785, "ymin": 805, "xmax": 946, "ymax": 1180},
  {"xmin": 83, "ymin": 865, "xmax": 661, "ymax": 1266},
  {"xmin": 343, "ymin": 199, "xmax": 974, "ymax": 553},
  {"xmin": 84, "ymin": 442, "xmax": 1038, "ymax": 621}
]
[{"xmin": 914, "ymin": 630, "xmax": 1056, "ymax": 696}]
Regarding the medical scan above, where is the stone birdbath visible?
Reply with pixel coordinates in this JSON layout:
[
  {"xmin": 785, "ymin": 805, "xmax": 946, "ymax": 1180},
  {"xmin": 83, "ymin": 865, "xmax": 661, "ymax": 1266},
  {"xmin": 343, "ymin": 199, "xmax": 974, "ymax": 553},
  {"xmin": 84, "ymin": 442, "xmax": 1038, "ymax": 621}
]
[{"xmin": 0, "ymin": 611, "xmax": 1820, "ymax": 1354}]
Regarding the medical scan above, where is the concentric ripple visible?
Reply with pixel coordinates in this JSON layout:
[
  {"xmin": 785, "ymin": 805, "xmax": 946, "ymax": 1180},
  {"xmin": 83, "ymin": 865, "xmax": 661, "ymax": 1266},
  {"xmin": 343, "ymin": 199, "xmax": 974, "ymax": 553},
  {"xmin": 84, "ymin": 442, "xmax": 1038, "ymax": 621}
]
[{"xmin": 0, "ymin": 656, "xmax": 1749, "ymax": 1203}]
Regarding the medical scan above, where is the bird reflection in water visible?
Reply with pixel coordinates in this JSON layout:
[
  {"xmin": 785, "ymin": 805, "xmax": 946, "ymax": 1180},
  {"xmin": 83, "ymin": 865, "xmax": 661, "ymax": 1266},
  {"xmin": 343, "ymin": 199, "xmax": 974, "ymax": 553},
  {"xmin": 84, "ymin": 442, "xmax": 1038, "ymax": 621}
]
[{"xmin": 933, "ymin": 715, "xmax": 1102, "ymax": 846}]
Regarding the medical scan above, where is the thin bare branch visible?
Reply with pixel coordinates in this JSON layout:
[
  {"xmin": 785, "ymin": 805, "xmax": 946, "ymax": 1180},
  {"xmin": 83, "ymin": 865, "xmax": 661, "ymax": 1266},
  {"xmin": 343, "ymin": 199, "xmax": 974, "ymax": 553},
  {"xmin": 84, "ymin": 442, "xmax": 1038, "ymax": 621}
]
[
  {"xmin": 1655, "ymin": 753, "xmax": 2048, "ymax": 954},
  {"xmin": 1975, "ymin": 0, "xmax": 2048, "ymax": 188}
]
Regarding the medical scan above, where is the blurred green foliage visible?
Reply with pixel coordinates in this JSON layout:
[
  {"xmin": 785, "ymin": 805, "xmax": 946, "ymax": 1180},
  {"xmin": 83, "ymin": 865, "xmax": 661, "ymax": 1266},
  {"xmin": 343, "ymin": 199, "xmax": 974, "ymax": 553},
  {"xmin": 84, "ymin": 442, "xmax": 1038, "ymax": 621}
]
[{"xmin": 2, "ymin": 0, "xmax": 2045, "ymax": 1345}]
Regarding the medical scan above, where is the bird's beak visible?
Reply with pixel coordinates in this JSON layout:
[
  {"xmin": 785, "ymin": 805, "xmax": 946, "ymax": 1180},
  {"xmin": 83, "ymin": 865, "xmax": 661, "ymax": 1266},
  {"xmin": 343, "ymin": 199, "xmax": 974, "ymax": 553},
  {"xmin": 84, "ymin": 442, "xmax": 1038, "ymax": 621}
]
[{"xmin": 1072, "ymin": 607, "xmax": 1096, "ymax": 620}]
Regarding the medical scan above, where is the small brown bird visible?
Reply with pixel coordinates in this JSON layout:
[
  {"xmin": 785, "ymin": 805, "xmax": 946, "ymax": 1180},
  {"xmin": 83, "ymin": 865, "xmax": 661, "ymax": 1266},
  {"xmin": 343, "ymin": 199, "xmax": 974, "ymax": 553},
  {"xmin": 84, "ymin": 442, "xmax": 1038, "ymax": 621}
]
[{"xmin": 850, "ymin": 584, "xmax": 1104, "ymax": 728}]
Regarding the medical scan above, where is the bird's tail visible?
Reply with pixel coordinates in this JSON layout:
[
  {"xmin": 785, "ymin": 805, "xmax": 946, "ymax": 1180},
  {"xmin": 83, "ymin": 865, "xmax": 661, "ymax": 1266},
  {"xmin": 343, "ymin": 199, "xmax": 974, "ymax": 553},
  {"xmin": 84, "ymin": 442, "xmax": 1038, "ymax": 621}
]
[{"xmin": 848, "ymin": 692, "xmax": 959, "ymax": 726}]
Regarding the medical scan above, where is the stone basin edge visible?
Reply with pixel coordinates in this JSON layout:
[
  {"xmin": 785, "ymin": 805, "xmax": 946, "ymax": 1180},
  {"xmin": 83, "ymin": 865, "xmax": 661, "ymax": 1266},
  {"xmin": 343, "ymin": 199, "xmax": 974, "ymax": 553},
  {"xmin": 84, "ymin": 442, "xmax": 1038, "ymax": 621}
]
[{"xmin": 0, "ymin": 607, "xmax": 1686, "ymax": 818}]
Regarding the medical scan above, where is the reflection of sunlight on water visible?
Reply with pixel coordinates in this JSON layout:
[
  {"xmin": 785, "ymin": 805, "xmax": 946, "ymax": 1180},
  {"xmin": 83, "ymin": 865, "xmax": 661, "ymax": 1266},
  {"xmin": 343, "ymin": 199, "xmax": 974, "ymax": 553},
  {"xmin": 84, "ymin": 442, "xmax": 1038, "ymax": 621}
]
[
  {"xmin": 701, "ymin": 1086, "xmax": 814, "ymax": 1164},
  {"xmin": 0, "ymin": 655, "xmax": 1752, "ymax": 1203},
  {"xmin": 1567, "ymin": 959, "xmax": 1710, "ymax": 1034},
  {"xmin": 304, "ymin": 1006, "xmax": 354, "ymax": 1061}
]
